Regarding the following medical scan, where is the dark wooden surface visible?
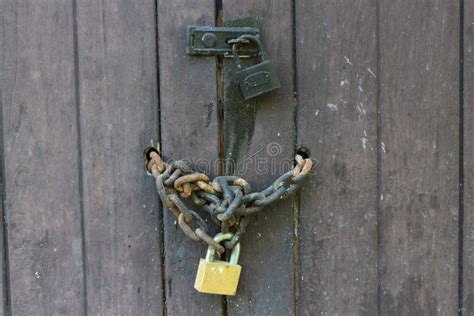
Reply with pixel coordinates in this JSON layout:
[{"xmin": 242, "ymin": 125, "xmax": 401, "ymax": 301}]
[
  {"xmin": 0, "ymin": 0, "xmax": 470, "ymax": 315},
  {"xmin": 76, "ymin": 0, "xmax": 162, "ymax": 314},
  {"xmin": 296, "ymin": 1, "xmax": 378, "ymax": 314},
  {"xmin": 464, "ymin": 0, "xmax": 473, "ymax": 314},
  {"xmin": 0, "ymin": 1, "xmax": 85, "ymax": 315},
  {"xmin": 379, "ymin": 1, "xmax": 460, "ymax": 313}
]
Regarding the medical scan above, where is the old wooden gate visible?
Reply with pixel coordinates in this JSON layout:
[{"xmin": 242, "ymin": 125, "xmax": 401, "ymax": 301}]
[{"xmin": 0, "ymin": 0, "xmax": 472, "ymax": 315}]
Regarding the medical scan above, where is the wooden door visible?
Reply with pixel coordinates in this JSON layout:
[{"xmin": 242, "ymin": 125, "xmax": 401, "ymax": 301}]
[{"xmin": 0, "ymin": 0, "xmax": 471, "ymax": 315}]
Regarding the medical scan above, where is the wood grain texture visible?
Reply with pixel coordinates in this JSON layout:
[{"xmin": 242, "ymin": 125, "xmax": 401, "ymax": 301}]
[
  {"xmin": 379, "ymin": 1, "xmax": 460, "ymax": 314},
  {"xmin": 0, "ymin": 87, "xmax": 5, "ymax": 316},
  {"xmin": 296, "ymin": 1, "xmax": 378, "ymax": 314},
  {"xmin": 0, "ymin": 1, "xmax": 468, "ymax": 314},
  {"xmin": 464, "ymin": 0, "xmax": 474, "ymax": 313},
  {"xmin": 76, "ymin": 0, "xmax": 162, "ymax": 314},
  {"xmin": 0, "ymin": 0, "xmax": 85, "ymax": 314},
  {"xmin": 222, "ymin": 2, "xmax": 295, "ymax": 314},
  {"xmin": 157, "ymin": 1, "xmax": 222, "ymax": 314}
]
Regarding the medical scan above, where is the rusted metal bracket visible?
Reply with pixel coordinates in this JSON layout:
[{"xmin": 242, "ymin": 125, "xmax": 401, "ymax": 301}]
[{"xmin": 186, "ymin": 26, "xmax": 260, "ymax": 57}]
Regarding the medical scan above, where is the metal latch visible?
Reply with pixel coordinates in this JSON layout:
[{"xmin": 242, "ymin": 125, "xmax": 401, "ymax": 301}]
[{"xmin": 186, "ymin": 26, "xmax": 260, "ymax": 57}]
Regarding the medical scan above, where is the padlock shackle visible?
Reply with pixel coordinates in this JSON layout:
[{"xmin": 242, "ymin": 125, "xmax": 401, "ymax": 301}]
[
  {"xmin": 231, "ymin": 34, "xmax": 266, "ymax": 70},
  {"xmin": 205, "ymin": 232, "xmax": 240, "ymax": 265}
]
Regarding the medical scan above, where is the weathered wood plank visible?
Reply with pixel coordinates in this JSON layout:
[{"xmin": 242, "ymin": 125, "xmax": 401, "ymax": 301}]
[
  {"xmin": 0, "ymin": 90, "xmax": 6, "ymax": 315},
  {"xmin": 222, "ymin": 2, "xmax": 295, "ymax": 315},
  {"xmin": 76, "ymin": 0, "xmax": 162, "ymax": 314},
  {"xmin": 0, "ymin": 74, "xmax": 5, "ymax": 315},
  {"xmin": 464, "ymin": 0, "xmax": 474, "ymax": 313},
  {"xmin": 0, "ymin": 0, "xmax": 85, "ymax": 314},
  {"xmin": 379, "ymin": 1, "xmax": 460, "ymax": 314},
  {"xmin": 157, "ymin": 1, "xmax": 222, "ymax": 314},
  {"xmin": 296, "ymin": 0, "xmax": 378, "ymax": 314}
]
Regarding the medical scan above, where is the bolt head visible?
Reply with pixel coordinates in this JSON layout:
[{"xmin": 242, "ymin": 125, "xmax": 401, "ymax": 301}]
[{"xmin": 201, "ymin": 33, "xmax": 217, "ymax": 48}]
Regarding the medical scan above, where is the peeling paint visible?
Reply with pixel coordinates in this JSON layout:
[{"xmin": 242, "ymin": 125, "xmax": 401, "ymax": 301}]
[
  {"xmin": 340, "ymin": 79, "xmax": 349, "ymax": 87},
  {"xmin": 367, "ymin": 67, "xmax": 377, "ymax": 78},
  {"xmin": 344, "ymin": 56, "xmax": 353, "ymax": 65},
  {"xmin": 326, "ymin": 103, "xmax": 338, "ymax": 111},
  {"xmin": 360, "ymin": 137, "xmax": 369, "ymax": 150}
]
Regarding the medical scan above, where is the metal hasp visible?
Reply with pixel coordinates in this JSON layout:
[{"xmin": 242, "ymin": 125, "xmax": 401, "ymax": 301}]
[{"xmin": 186, "ymin": 26, "xmax": 260, "ymax": 56}]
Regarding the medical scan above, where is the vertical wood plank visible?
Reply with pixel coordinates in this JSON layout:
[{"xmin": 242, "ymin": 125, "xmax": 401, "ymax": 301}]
[
  {"xmin": 157, "ymin": 1, "xmax": 222, "ymax": 314},
  {"xmin": 296, "ymin": 0, "xmax": 378, "ymax": 314},
  {"xmin": 222, "ymin": 2, "xmax": 295, "ymax": 315},
  {"xmin": 0, "ymin": 90, "xmax": 6, "ymax": 315},
  {"xmin": 0, "ymin": 0, "xmax": 85, "ymax": 314},
  {"xmin": 379, "ymin": 1, "xmax": 460, "ymax": 314},
  {"xmin": 76, "ymin": 0, "xmax": 162, "ymax": 315},
  {"xmin": 464, "ymin": 0, "xmax": 474, "ymax": 313},
  {"xmin": 0, "ymin": 82, "xmax": 5, "ymax": 316}
]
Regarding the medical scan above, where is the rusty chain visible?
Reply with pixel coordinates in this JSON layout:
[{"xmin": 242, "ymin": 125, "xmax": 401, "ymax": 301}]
[{"xmin": 144, "ymin": 143, "xmax": 313, "ymax": 254}]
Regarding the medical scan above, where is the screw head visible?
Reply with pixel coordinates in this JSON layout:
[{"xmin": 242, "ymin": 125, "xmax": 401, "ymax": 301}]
[{"xmin": 201, "ymin": 33, "xmax": 217, "ymax": 48}]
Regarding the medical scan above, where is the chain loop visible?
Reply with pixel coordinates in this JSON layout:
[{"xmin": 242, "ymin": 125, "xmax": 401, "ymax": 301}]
[{"xmin": 145, "ymin": 143, "xmax": 313, "ymax": 252}]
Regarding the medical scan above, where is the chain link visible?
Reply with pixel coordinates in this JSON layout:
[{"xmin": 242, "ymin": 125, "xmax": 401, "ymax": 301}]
[{"xmin": 144, "ymin": 143, "xmax": 313, "ymax": 253}]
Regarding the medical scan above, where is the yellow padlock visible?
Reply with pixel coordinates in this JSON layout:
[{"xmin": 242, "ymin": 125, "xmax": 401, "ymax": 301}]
[{"xmin": 194, "ymin": 233, "xmax": 241, "ymax": 296}]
